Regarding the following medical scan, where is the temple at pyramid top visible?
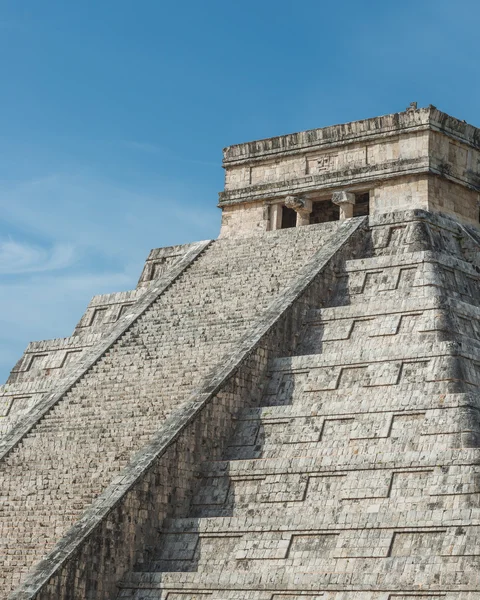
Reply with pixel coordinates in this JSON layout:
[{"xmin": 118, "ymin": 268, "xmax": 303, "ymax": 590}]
[{"xmin": 218, "ymin": 103, "xmax": 480, "ymax": 236}]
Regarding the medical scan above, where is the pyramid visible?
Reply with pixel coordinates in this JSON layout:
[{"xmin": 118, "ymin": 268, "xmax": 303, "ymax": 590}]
[{"xmin": 1, "ymin": 105, "xmax": 480, "ymax": 600}]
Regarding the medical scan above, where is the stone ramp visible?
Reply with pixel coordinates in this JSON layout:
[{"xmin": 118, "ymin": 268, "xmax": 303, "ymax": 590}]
[
  {"xmin": 117, "ymin": 212, "xmax": 480, "ymax": 600},
  {"xmin": 0, "ymin": 219, "xmax": 364, "ymax": 599}
]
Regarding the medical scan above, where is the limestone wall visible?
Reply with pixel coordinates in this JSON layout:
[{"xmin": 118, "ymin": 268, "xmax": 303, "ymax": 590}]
[
  {"xmin": 370, "ymin": 175, "xmax": 429, "ymax": 214},
  {"xmin": 219, "ymin": 202, "xmax": 269, "ymax": 238},
  {"xmin": 428, "ymin": 175, "xmax": 479, "ymax": 223}
]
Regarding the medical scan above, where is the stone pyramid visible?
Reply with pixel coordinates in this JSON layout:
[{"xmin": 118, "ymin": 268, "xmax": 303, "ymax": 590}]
[{"xmin": 1, "ymin": 105, "xmax": 480, "ymax": 600}]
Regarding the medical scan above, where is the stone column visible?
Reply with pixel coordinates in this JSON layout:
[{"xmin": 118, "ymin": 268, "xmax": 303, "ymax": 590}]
[
  {"xmin": 269, "ymin": 203, "xmax": 283, "ymax": 231},
  {"xmin": 284, "ymin": 195, "xmax": 313, "ymax": 227},
  {"xmin": 332, "ymin": 191, "xmax": 356, "ymax": 220}
]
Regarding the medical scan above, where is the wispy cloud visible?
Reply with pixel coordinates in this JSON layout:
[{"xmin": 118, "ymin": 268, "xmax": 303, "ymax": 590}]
[
  {"xmin": 0, "ymin": 239, "xmax": 75, "ymax": 275},
  {"xmin": 0, "ymin": 172, "xmax": 218, "ymax": 255}
]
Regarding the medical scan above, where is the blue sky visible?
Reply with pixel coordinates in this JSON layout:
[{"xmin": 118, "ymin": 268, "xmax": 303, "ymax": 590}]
[{"xmin": 0, "ymin": 0, "xmax": 479, "ymax": 381}]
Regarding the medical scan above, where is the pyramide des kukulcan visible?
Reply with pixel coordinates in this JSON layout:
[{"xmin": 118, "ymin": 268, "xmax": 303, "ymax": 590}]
[{"xmin": 1, "ymin": 104, "xmax": 480, "ymax": 600}]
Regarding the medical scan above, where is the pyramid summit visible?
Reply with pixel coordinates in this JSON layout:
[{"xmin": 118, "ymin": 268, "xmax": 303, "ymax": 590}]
[
  {"xmin": 219, "ymin": 104, "xmax": 480, "ymax": 234},
  {"xmin": 1, "ymin": 105, "xmax": 480, "ymax": 600}
]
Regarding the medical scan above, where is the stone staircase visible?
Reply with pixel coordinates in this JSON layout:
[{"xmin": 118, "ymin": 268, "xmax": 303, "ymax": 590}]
[
  {"xmin": 1, "ymin": 244, "xmax": 202, "ymax": 437},
  {"xmin": 0, "ymin": 221, "xmax": 344, "ymax": 598},
  {"xmin": 117, "ymin": 212, "xmax": 480, "ymax": 600}
]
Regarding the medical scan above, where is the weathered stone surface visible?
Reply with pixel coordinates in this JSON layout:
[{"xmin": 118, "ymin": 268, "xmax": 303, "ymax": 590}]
[
  {"xmin": 0, "ymin": 242, "xmax": 209, "ymax": 440},
  {"xmin": 0, "ymin": 243, "xmax": 201, "ymax": 437},
  {"xmin": 1, "ymin": 218, "xmax": 366, "ymax": 599},
  {"xmin": 115, "ymin": 210, "xmax": 480, "ymax": 600}
]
